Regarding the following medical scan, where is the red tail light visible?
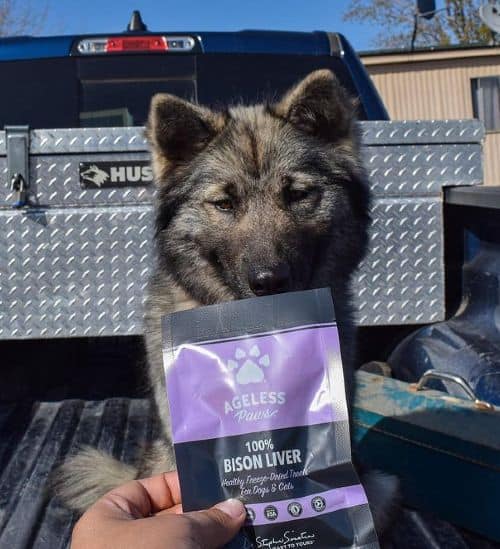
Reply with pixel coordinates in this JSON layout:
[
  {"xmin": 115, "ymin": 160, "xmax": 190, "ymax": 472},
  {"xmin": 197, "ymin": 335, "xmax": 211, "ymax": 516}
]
[
  {"xmin": 107, "ymin": 36, "xmax": 167, "ymax": 52},
  {"xmin": 76, "ymin": 36, "xmax": 196, "ymax": 54}
]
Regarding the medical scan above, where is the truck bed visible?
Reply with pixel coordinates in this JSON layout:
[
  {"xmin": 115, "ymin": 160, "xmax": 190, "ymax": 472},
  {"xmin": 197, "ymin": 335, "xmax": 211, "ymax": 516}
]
[{"xmin": 1, "ymin": 396, "xmax": 498, "ymax": 549}]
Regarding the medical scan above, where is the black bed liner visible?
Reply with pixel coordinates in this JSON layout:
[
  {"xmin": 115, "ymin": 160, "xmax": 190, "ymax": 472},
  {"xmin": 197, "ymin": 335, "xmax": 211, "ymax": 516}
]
[
  {"xmin": 0, "ymin": 398, "xmax": 498, "ymax": 549},
  {"xmin": 0, "ymin": 399, "xmax": 153, "ymax": 549}
]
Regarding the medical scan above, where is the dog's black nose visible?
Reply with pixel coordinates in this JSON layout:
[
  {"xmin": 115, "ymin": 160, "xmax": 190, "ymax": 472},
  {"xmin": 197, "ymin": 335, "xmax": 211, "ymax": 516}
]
[{"xmin": 248, "ymin": 263, "xmax": 291, "ymax": 296}]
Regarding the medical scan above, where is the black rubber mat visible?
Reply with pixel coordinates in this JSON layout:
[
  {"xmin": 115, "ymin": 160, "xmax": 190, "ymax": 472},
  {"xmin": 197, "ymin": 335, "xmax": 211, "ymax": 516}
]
[
  {"xmin": 0, "ymin": 399, "xmax": 497, "ymax": 549},
  {"xmin": 0, "ymin": 399, "xmax": 153, "ymax": 549}
]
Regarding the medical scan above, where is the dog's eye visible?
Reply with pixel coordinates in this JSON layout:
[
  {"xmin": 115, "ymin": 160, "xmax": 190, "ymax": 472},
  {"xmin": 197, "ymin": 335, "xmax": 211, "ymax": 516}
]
[
  {"xmin": 287, "ymin": 188, "xmax": 311, "ymax": 202},
  {"xmin": 213, "ymin": 199, "xmax": 234, "ymax": 211}
]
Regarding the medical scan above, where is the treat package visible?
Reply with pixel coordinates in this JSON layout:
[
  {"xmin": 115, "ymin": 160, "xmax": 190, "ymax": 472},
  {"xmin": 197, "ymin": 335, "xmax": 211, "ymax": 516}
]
[{"xmin": 162, "ymin": 288, "xmax": 379, "ymax": 549}]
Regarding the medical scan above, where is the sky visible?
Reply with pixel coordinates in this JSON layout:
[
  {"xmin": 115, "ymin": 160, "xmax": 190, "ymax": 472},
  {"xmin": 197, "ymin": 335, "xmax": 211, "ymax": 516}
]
[{"xmin": 39, "ymin": 0, "xmax": 381, "ymax": 52}]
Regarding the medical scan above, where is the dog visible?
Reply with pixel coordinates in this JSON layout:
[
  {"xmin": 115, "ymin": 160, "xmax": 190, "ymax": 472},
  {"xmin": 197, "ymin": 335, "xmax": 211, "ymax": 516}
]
[{"xmin": 54, "ymin": 69, "xmax": 397, "ymax": 532}]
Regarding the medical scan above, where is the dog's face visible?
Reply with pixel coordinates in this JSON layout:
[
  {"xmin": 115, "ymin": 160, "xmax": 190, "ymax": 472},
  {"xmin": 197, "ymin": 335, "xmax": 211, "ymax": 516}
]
[{"xmin": 147, "ymin": 70, "xmax": 370, "ymax": 305}]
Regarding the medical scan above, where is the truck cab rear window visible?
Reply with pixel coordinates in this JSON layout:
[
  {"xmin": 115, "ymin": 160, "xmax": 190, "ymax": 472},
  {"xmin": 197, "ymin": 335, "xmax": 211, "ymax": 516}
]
[
  {"xmin": 80, "ymin": 79, "xmax": 195, "ymax": 127},
  {"xmin": 0, "ymin": 53, "xmax": 365, "ymax": 129}
]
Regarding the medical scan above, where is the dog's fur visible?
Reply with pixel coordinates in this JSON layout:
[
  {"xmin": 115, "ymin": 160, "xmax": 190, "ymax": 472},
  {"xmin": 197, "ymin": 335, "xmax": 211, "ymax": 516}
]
[{"xmin": 53, "ymin": 70, "xmax": 397, "ymax": 530}]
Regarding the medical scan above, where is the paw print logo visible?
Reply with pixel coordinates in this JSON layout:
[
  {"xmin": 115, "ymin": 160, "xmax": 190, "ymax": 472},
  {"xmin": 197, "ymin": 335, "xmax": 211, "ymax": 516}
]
[{"xmin": 227, "ymin": 345, "xmax": 270, "ymax": 385}]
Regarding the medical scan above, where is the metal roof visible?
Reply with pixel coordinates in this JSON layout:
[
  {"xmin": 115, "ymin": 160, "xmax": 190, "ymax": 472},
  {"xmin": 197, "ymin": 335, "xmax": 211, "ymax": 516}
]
[{"xmin": 360, "ymin": 41, "xmax": 498, "ymax": 57}]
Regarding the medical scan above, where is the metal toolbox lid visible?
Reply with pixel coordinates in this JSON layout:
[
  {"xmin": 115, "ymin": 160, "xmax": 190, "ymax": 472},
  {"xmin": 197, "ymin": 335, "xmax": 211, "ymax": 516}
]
[
  {"xmin": 360, "ymin": 119, "xmax": 484, "ymax": 145},
  {"xmin": 0, "ymin": 120, "xmax": 484, "ymax": 209},
  {"xmin": 0, "ymin": 127, "xmax": 148, "ymax": 155},
  {"xmin": 0, "ymin": 119, "xmax": 485, "ymax": 155}
]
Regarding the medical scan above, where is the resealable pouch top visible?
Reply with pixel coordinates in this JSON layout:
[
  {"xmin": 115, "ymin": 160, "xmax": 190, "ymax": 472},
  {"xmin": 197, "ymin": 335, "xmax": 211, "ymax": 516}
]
[{"xmin": 162, "ymin": 288, "xmax": 379, "ymax": 549}]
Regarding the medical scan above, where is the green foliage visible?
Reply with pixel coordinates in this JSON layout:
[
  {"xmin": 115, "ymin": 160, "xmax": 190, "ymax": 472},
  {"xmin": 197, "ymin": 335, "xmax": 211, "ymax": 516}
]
[{"xmin": 343, "ymin": 0, "xmax": 492, "ymax": 48}]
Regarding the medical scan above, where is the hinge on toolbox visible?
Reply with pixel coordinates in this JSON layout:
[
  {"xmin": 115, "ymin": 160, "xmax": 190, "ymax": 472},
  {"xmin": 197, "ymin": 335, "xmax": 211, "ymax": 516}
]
[{"xmin": 5, "ymin": 126, "xmax": 30, "ymax": 208}]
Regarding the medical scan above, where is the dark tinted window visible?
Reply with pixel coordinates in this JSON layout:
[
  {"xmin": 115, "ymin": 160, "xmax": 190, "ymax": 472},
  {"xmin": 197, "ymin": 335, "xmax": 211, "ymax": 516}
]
[
  {"xmin": 0, "ymin": 58, "xmax": 78, "ymax": 128},
  {"xmin": 80, "ymin": 80, "xmax": 196, "ymax": 127},
  {"xmin": 0, "ymin": 51, "xmax": 362, "ymax": 128},
  {"xmin": 197, "ymin": 53, "xmax": 366, "ymax": 119},
  {"xmin": 77, "ymin": 55, "xmax": 196, "ymax": 127}
]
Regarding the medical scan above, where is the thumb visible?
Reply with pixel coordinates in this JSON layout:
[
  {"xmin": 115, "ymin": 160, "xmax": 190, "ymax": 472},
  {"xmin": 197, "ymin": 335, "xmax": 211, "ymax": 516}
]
[{"xmin": 184, "ymin": 498, "xmax": 246, "ymax": 548}]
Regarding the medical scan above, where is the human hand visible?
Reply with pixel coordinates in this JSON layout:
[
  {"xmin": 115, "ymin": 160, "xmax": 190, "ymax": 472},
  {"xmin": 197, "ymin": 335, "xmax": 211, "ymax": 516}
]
[{"xmin": 71, "ymin": 471, "xmax": 246, "ymax": 549}]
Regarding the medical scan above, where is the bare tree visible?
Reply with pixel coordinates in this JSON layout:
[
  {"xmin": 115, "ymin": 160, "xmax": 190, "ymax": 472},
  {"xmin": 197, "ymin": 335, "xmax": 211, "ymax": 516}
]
[
  {"xmin": 0, "ymin": 0, "xmax": 49, "ymax": 37},
  {"xmin": 343, "ymin": 0, "xmax": 491, "ymax": 48}
]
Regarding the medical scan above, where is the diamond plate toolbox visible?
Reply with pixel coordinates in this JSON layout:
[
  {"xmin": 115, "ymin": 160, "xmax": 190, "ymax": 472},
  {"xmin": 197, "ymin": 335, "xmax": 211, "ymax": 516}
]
[{"xmin": 0, "ymin": 121, "xmax": 484, "ymax": 339}]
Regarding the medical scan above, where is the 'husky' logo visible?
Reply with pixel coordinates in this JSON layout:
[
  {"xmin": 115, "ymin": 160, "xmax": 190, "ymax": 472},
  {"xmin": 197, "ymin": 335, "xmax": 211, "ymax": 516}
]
[
  {"xmin": 227, "ymin": 345, "xmax": 270, "ymax": 385},
  {"xmin": 81, "ymin": 165, "xmax": 110, "ymax": 187}
]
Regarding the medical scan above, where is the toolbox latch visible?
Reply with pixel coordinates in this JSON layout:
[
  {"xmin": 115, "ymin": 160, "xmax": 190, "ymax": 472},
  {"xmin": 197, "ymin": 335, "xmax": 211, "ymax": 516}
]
[{"xmin": 5, "ymin": 126, "xmax": 30, "ymax": 208}]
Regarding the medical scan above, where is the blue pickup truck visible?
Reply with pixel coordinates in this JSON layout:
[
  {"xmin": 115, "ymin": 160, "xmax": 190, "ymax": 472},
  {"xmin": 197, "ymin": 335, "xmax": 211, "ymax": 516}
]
[{"xmin": 1, "ymin": 11, "xmax": 499, "ymax": 549}]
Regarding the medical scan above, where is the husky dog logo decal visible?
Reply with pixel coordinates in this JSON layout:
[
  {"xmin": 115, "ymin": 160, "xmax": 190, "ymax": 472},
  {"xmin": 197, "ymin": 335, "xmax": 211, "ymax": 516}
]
[
  {"xmin": 80, "ymin": 164, "xmax": 109, "ymax": 187},
  {"xmin": 79, "ymin": 161, "xmax": 153, "ymax": 189}
]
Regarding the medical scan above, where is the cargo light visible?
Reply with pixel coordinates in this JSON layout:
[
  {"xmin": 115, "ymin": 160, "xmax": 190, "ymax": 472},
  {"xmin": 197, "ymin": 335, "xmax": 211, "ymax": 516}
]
[{"xmin": 76, "ymin": 36, "xmax": 196, "ymax": 54}]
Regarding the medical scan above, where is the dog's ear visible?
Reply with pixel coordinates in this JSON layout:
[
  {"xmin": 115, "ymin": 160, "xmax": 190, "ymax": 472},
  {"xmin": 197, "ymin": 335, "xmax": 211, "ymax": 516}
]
[
  {"xmin": 271, "ymin": 69, "xmax": 357, "ymax": 142},
  {"xmin": 146, "ymin": 94, "xmax": 226, "ymax": 175}
]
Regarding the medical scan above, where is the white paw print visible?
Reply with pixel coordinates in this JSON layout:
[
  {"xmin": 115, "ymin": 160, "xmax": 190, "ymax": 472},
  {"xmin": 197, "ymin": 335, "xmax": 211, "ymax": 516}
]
[{"xmin": 227, "ymin": 344, "xmax": 270, "ymax": 385}]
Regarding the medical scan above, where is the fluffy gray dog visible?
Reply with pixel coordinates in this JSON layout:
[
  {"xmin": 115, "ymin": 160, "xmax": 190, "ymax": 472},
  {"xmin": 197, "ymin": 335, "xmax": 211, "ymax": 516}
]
[{"xmin": 54, "ymin": 69, "xmax": 397, "ymax": 532}]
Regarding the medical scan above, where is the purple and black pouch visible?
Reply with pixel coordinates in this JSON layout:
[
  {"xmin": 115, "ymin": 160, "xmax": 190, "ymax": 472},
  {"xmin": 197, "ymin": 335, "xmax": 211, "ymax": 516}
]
[{"xmin": 162, "ymin": 288, "xmax": 379, "ymax": 548}]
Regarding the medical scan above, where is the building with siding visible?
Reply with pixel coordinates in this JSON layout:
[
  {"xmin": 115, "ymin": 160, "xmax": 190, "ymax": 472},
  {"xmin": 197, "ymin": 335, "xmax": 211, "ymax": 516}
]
[{"xmin": 361, "ymin": 45, "xmax": 500, "ymax": 185}]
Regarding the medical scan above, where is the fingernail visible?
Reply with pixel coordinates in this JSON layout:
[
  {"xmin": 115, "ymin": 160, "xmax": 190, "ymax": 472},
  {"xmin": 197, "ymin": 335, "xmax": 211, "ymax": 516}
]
[{"xmin": 215, "ymin": 498, "xmax": 245, "ymax": 518}]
